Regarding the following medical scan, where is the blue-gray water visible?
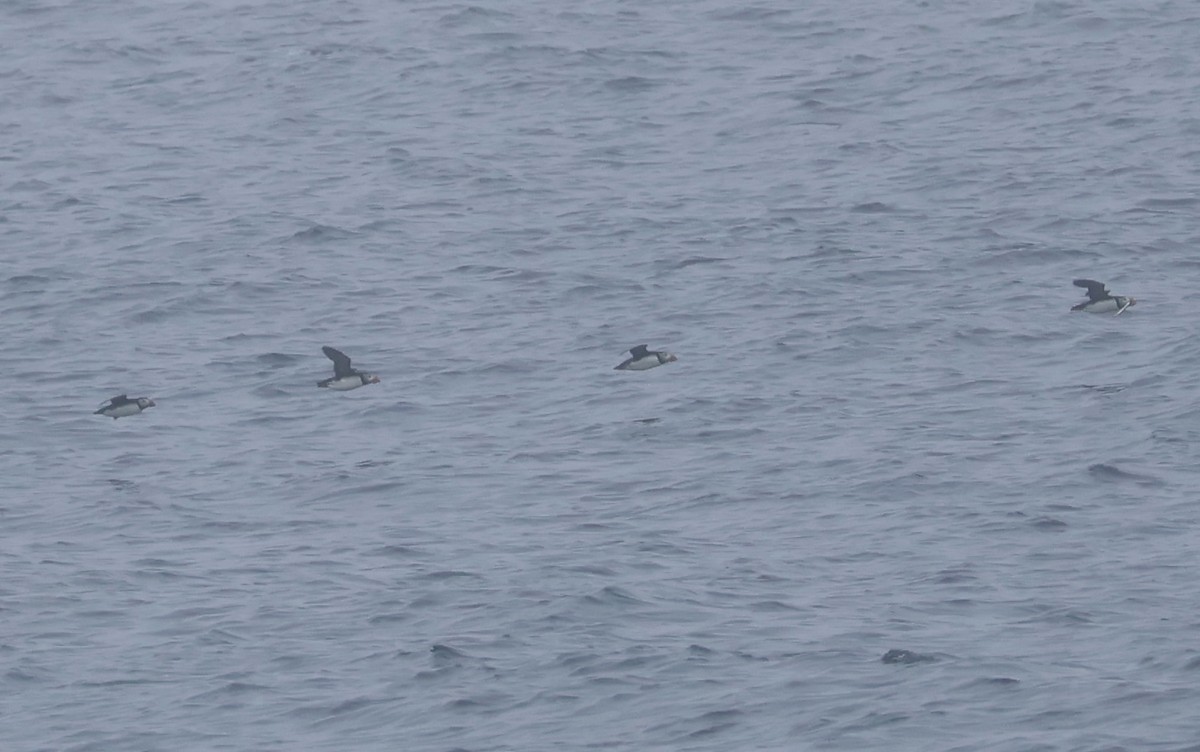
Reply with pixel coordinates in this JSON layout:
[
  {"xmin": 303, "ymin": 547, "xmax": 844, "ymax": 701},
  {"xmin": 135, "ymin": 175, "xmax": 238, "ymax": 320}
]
[{"xmin": 4, "ymin": 1, "xmax": 1200, "ymax": 749}]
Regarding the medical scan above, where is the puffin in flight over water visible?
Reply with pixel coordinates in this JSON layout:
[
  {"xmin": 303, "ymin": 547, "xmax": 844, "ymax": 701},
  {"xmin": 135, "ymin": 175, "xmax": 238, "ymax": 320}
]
[
  {"xmin": 94, "ymin": 394, "xmax": 156, "ymax": 419},
  {"xmin": 1071, "ymin": 279, "xmax": 1135, "ymax": 315},
  {"xmin": 614, "ymin": 344, "xmax": 678, "ymax": 371},
  {"xmin": 318, "ymin": 346, "xmax": 381, "ymax": 390}
]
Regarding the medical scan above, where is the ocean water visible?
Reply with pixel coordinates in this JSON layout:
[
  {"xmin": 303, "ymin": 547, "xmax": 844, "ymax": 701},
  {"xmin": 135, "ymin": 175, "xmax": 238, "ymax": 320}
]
[{"xmin": 3, "ymin": 0, "xmax": 1200, "ymax": 749}]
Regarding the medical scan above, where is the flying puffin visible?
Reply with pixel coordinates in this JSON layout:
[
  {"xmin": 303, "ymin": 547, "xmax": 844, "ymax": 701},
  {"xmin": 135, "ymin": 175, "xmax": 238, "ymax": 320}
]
[
  {"xmin": 614, "ymin": 344, "xmax": 678, "ymax": 371},
  {"xmin": 1071, "ymin": 279, "xmax": 1136, "ymax": 315},
  {"xmin": 318, "ymin": 346, "xmax": 381, "ymax": 390},
  {"xmin": 94, "ymin": 394, "xmax": 156, "ymax": 419}
]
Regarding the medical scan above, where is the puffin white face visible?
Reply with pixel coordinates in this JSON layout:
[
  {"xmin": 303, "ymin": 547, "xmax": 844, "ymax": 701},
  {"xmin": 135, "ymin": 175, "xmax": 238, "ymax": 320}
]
[
  {"xmin": 138, "ymin": 398, "xmax": 156, "ymax": 409},
  {"xmin": 663, "ymin": 353, "xmax": 678, "ymax": 363}
]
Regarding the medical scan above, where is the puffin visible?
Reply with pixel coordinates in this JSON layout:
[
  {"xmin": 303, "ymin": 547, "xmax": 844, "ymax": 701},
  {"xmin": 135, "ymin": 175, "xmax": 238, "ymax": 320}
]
[
  {"xmin": 318, "ymin": 346, "xmax": 381, "ymax": 390},
  {"xmin": 614, "ymin": 344, "xmax": 678, "ymax": 371},
  {"xmin": 1071, "ymin": 279, "xmax": 1136, "ymax": 315},
  {"xmin": 94, "ymin": 394, "xmax": 156, "ymax": 419}
]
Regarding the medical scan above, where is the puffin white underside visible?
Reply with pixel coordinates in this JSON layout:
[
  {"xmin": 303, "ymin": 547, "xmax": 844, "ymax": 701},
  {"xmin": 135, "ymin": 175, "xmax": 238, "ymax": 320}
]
[
  {"xmin": 1080, "ymin": 299, "xmax": 1122, "ymax": 313},
  {"xmin": 323, "ymin": 376, "xmax": 368, "ymax": 391},
  {"xmin": 101, "ymin": 403, "xmax": 143, "ymax": 418},
  {"xmin": 623, "ymin": 357, "xmax": 664, "ymax": 371}
]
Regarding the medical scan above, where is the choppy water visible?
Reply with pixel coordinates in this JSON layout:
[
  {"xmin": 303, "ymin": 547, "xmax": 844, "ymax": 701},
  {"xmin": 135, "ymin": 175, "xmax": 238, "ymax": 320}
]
[{"xmin": 4, "ymin": 0, "xmax": 1200, "ymax": 749}]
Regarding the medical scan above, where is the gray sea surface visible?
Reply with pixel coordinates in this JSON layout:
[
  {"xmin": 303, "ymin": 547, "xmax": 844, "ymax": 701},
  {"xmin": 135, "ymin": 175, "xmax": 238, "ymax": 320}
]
[{"xmin": 3, "ymin": 0, "xmax": 1200, "ymax": 749}]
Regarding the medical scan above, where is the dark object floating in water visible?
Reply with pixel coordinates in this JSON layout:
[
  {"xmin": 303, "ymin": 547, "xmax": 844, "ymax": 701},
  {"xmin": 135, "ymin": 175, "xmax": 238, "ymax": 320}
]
[
  {"xmin": 881, "ymin": 648, "xmax": 935, "ymax": 665},
  {"xmin": 1071, "ymin": 279, "xmax": 1135, "ymax": 315},
  {"xmin": 1031, "ymin": 516, "xmax": 1068, "ymax": 531},
  {"xmin": 1078, "ymin": 384, "xmax": 1126, "ymax": 394},
  {"xmin": 1087, "ymin": 463, "xmax": 1164, "ymax": 487}
]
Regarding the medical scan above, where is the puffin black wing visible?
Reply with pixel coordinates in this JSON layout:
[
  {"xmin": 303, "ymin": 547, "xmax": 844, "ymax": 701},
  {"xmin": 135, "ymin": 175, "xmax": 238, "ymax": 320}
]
[
  {"xmin": 95, "ymin": 394, "xmax": 127, "ymax": 414},
  {"xmin": 1073, "ymin": 279, "xmax": 1110, "ymax": 301},
  {"xmin": 629, "ymin": 344, "xmax": 651, "ymax": 358},
  {"xmin": 322, "ymin": 346, "xmax": 354, "ymax": 378}
]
